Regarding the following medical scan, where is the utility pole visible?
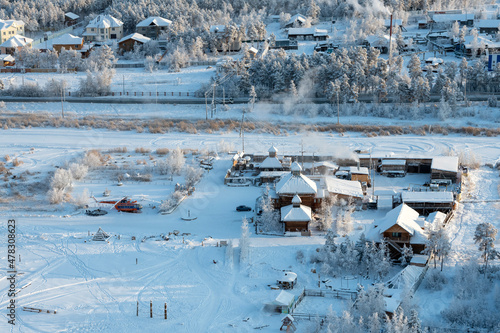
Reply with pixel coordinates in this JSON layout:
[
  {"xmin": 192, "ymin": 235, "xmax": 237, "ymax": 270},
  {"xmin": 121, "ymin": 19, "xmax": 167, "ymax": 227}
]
[
  {"xmin": 205, "ymin": 92, "xmax": 208, "ymax": 120},
  {"xmin": 122, "ymin": 74, "xmax": 125, "ymax": 95},
  {"xmin": 300, "ymin": 140, "xmax": 305, "ymax": 170},
  {"xmin": 389, "ymin": 14, "xmax": 393, "ymax": 67}
]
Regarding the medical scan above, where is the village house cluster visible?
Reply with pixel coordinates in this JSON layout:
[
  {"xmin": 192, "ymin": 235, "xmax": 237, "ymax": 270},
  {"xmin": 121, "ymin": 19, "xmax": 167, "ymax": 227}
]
[{"xmin": 227, "ymin": 145, "xmax": 462, "ymax": 259}]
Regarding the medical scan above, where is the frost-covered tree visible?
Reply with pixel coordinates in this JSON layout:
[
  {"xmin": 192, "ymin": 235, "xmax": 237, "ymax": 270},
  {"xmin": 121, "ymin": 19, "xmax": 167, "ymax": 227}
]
[
  {"xmin": 407, "ymin": 54, "xmax": 422, "ymax": 82},
  {"xmin": 437, "ymin": 97, "xmax": 451, "ymax": 121},
  {"xmin": 259, "ymin": 192, "xmax": 281, "ymax": 233},
  {"xmin": 474, "ymin": 222, "xmax": 499, "ymax": 273},
  {"xmin": 168, "ymin": 147, "xmax": 185, "ymax": 176},
  {"xmin": 400, "ymin": 244, "xmax": 413, "ymax": 266}
]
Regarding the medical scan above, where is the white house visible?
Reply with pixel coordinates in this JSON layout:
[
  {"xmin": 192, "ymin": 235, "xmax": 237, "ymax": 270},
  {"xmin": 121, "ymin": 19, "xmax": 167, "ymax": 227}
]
[{"xmin": 83, "ymin": 15, "xmax": 124, "ymax": 42}]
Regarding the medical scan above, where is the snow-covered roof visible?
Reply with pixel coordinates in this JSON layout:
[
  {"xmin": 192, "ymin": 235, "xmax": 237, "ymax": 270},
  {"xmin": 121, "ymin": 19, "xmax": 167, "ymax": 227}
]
[
  {"xmin": 426, "ymin": 211, "xmax": 447, "ymax": 226},
  {"xmin": 291, "ymin": 194, "xmax": 301, "ymax": 204},
  {"xmin": 288, "ymin": 28, "xmax": 328, "ymax": 37},
  {"xmin": 269, "ymin": 145, "xmax": 278, "ymax": 154},
  {"xmin": 65, "ymin": 12, "xmax": 79, "ymax": 20},
  {"xmin": 365, "ymin": 34, "xmax": 391, "ymax": 46},
  {"xmin": 0, "ymin": 54, "xmax": 14, "ymax": 61},
  {"xmin": 87, "ymin": 15, "xmax": 123, "ymax": 29},
  {"xmin": 281, "ymin": 203, "xmax": 312, "ymax": 222},
  {"xmin": 248, "ymin": 46, "xmax": 258, "ymax": 54},
  {"xmin": 276, "ymin": 172, "xmax": 317, "ymax": 195},
  {"xmin": 260, "ymin": 156, "xmax": 283, "ymax": 169},
  {"xmin": 459, "ymin": 35, "xmax": 500, "ymax": 48},
  {"xmin": 119, "ymin": 33, "xmax": 151, "ymax": 44},
  {"xmin": 402, "ymin": 191, "xmax": 454, "ymax": 203},
  {"xmin": 51, "ymin": 33, "xmax": 83, "ymax": 45},
  {"xmin": 0, "ymin": 19, "xmax": 24, "ymax": 30},
  {"xmin": 273, "ymin": 290, "xmax": 295, "ymax": 306},
  {"xmin": 291, "ymin": 162, "xmax": 302, "ymax": 172},
  {"xmin": 366, "ymin": 204, "xmax": 427, "ymax": 245},
  {"xmin": 431, "ymin": 156, "xmax": 458, "ymax": 173},
  {"xmin": 259, "ymin": 171, "xmax": 289, "ymax": 178},
  {"xmin": 210, "ymin": 25, "xmax": 226, "ymax": 33},
  {"xmin": 339, "ymin": 166, "xmax": 369, "ymax": 175},
  {"xmin": 385, "ymin": 265, "xmax": 426, "ymax": 290},
  {"xmin": 323, "ymin": 177, "xmax": 364, "ymax": 198},
  {"xmin": 282, "ymin": 314, "xmax": 295, "ymax": 322},
  {"xmin": 475, "ymin": 19, "xmax": 500, "ymax": 28},
  {"xmin": 314, "ymin": 161, "xmax": 338, "ymax": 169},
  {"xmin": 410, "ymin": 254, "xmax": 429, "ymax": 265},
  {"xmin": 380, "ymin": 159, "xmax": 406, "ymax": 166},
  {"xmin": 137, "ymin": 16, "xmax": 172, "ymax": 28},
  {"xmin": 287, "ymin": 14, "xmax": 307, "ymax": 25},
  {"xmin": 0, "ymin": 35, "xmax": 33, "ymax": 48},
  {"xmin": 432, "ymin": 13, "xmax": 474, "ymax": 22},
  {"xmin": 278, "ymin": 271, "xmax": 297, "ymax": 282}
]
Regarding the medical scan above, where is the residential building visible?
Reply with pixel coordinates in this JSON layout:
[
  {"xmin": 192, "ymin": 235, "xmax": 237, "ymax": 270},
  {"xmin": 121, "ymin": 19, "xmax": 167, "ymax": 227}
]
[
  {"xmin": 83, "ymin": 15, "xmax": 123, "ymax": 42},
  {"xmin": 51, "ymin": 34, "xmax": 84, "ymax": 53},
  {"xmin": 0, "ymin": 35, "xmax": 33, "ymax": 55},
  {"xmin": 118, "ymin": 33, "xmax": 151, "ymax": 53},
  {"xmin": 136, "ymin": 16, "xmax": 172, "ymax": 39},
  {"xmin": 0, "ymin": 20, "xmax": 25, "ymax": 44},
  {"xmin": 64, "ymin": 12, "xmax": 79, "ymax": 26},
  {"xmin": 0, "ymin": 54, "xmax": 14, "ymax": 66}
]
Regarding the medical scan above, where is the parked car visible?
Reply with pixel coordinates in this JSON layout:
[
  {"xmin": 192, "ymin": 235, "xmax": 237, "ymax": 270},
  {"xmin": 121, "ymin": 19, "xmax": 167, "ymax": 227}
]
[{"xmin": 236, "ymin": 205, "xmax": 252, "ymax": 212}]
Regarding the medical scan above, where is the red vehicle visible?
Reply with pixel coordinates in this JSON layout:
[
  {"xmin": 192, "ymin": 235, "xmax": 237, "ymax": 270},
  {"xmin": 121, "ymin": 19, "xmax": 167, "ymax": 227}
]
[{"xmin": 98, "ymin": 197, "xmax": 143, "ymax": 213}]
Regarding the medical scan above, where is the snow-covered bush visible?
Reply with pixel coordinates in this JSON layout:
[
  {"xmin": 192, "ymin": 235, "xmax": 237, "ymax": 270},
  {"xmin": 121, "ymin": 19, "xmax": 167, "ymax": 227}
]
[
  {"xmin": 51, "ymin": 168, "xmax": 73, "ymax": 191},
  {"xmin": 69, "ymin": 163, "xmax": 88, "ymax": 180},
  {"xmin": 47, "ymin": 188, "xmax": 64, "ymax": 204},
  {"xmin": 159, "ymin": 190, "xmax": 185, "ymax": 212},
  {"xmin": 488, "ymin": 96, "xmax": 498, "ymax": 107},
  {"xmin": 239, "ymin": 218, "xmax": 250, "ymax": 264},
  {"xmin": 185, "ymin": 166, "xmax": 203, "ymax": 187},
  {"xmin": 423, "ymin": 268, "xmax": 447, "ymax": 291},
  {"xmin": 83, "ymin": 150, "xmax": 104, "ymax": 168},
  {"xmin": 72, "ymin": 188, "xmax": 89, "ymax": 208}
]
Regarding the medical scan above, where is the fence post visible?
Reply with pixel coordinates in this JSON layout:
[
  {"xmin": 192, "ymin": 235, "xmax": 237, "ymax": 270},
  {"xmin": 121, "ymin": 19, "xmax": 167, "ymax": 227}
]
[
  {"xmin": 134, "ymin": 92, "xmax": 136, "ymax": 96},
  {"xmin": 149, "ymin": 92, "xmax": 151, "ymax": 96},
  {"xmin": 150, "ymin": 300, "xmax": 152, "ymax": 318},
  {"xmin": 137, "ymin": 301, "xmax": 139, "ymax": 316},
  {"xmin": 179, "ymin": 92, "xmax": 181, "ymax": 96},
  {"xmin": 142, "ymin": 92, "xmax": 144, "ymax": 96},
  {"xmin": 171, "ymin": 92, "xmax": 173, "ymax": 96},
  {"xmin": 187, "ymin": 92, "xmax": 189, "ymax": 96},
  {"xmin": 164, "ymin": 92, "xmax": 166, "ymax": 96},
  {"xmin": 164, "ymin": 303, "xmax": 167, "ymax": 320}
]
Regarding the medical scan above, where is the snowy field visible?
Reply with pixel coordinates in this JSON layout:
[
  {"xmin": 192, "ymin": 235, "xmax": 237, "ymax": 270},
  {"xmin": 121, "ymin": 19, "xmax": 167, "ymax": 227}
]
[
  {"xmin": 0, "ymin": 125, "xmax": 499, "ymax": 332},
  {"xmin": 0, "ymin": 65, "xmax": 215, "ymax": 95}
]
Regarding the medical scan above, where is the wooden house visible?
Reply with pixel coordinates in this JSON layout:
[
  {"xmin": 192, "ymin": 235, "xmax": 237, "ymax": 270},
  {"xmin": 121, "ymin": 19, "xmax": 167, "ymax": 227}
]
[
  {"xmin": 284, "ymin": 14, "xmax": 307, "ymax": 28},
  {"xmin": 136, "ymin": 16, "xmax": 172, "ymax": 39},
  {"xmin": 64, "ymin": 12, "xmax": 79, "ymax": 26},
  {"xmin": 277, "ymin": 271, "xmax": 297, "ymax": 289},
  {"xmin": 271, "ymin": 39, "xmax": 298, "ymax": 50},
  {"xmin": 338, "ymin": 166, "xmax": 371, "ymax": 186},
  {"xmin": 431, "ymin": 156, "xmax": 459, "ymax": 183},
  {"xmin": 454, "ymin": 35, "xmax": 500, "ymax": 57},
  {"xmin": 431, "ymin": 13, "xmax": 474, "ymax": 27},
  {"xmin": 321, "ymin": 176, "xmax": 364, "ymax": 204},
  {"xmin": 0, "ymin": 35, "xmax": 32, "ymax": 55},
  {"xmin": 275, "ymin": 162, "xmax": 319, "ymax": 209},
  {"xmin": 380, "ymin": 159, "xmax": 407, "ymax": 177},
  {"xmin": 475, "ymin": 20, "xmax": 500, "ymax": 34},
  {"xmin": 401, "ymin": 191, "xmax": 455, "ymax": 215},
  {"xmin": 51, "ymin": 33, "xmax": 84, "ymax": 53},
  {"xmin": 259, "ymin": 145, "xmax": 284, "ymax": 171},
  {"xmin": 209, "ymin": 25, "xmax": 241, "ymax": 52},
  {"xmin": 280, "ymin": 195, "xmax": 312, "ymax": 232},
  {"xmin": 280, "ymin": 314, "xmax": 296, "ymax": 331},
  {"xmin": 118, "ymin": 33, "xmax": 151, "ymax": 53},
  {"xmin": 287, "ymin": 28, "xmax": 328, "ymax": 41},
  {"xmin": 366, "ymin": 204, "xmax": 427, "ymax": 257}
]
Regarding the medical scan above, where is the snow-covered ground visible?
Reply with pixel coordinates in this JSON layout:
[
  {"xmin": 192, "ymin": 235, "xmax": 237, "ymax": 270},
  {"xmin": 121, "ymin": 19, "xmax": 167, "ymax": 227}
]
[{"xmin": 0, "ymin": 125, "xmax": 499, "ymax": 332}]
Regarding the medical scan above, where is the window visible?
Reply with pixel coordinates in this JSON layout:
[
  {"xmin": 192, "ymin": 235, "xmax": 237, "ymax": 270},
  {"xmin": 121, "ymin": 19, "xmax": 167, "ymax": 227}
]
[
  {"xmin": 75, "ymin": 45, "xmax": 79, "ymax": 48},
  {"xmin": 112, "ymin": 27, "xmax": 115, "ymax": 31},
  {"xmin": 110, "ymin": 34, "xmax": 116, "ymax": 39},
  {"xmin": 91, "ymin": 28, "xmax": 94, "ymax": 31},
  {"xmin": 392, "ymin": 232, "xmax": 402, "ymax": 238},
  {"xmin": 100, "ymin": 28, "xmax": 104, "ymax": 33}
]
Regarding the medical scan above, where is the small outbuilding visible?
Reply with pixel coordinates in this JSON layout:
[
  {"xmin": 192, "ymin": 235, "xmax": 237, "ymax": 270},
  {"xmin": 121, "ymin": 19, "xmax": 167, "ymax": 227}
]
[
  {"xmin": 265, "ymin": 290, "xmax": 295, "ymax": 313},
  {"xmin": 64, "ymin": 12, "xmax": 79, "ymax": 26},
  {"xmin": 280, "ymin": 314, "xmax": 296, "ymax": 331},
  {"xmin": 92, "ymin": 227, "xmax": 110, "ymax": 241},
  {"xmin": 431, "ymin": 156, "xmax": 459, "ymax": 183},
  {"xmin": 0, "ymin": 54, "xmax": 14, "ymax": 67},
  {"xmin": 380, "ymin": 159, "xmax": 407, "ymax": 177},
  {"xmin": 277, "ymin": 271, "xmax": 298, "ymax": 290},
  {"xmin": 51, "ymin": 33, "xmax": 84, "ymax": 53},
  {"xmin": 401, "ymin": 191, "xmax": 455, "ymax": 215}
]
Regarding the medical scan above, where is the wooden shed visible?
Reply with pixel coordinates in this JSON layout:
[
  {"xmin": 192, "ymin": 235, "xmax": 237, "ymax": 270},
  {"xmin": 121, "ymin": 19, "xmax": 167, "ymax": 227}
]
[
  {"xmin": 118, "ymin": 33, "xmax": 151, "ymax": 53},
  {"xmin": 401, "ymin": 191, "xmax": 455, "ymax": 215},
  {"xmin": 277, "ymin": 271, "xmax": 297, "ymax": 290},
  {"xmin": 380, "ymin": 159, "xmax": 406, "ymax": 177},
  {"xmin": 431, "ymin": 156, "xmax": 459, "ymax": 183}
]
